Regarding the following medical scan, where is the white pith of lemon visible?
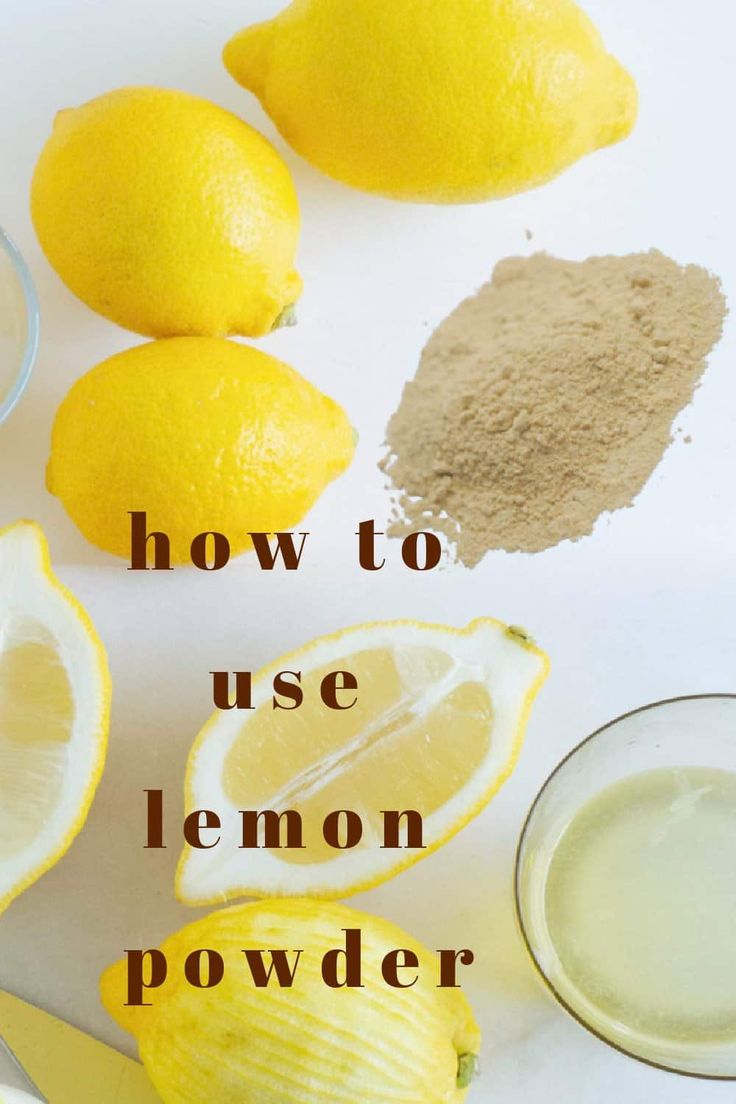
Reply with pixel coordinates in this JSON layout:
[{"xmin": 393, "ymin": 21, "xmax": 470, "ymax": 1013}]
[
  {"xmin": 0, "ymin": 521, "xmax": 110, "ymax": 913},
  {"xmin": 0, "ymin": 1087, "xmax": 42, "ymax": 1103},
  {"xmin": 177, "ymin": 618, "xmax": 548, "ymax": 904}
]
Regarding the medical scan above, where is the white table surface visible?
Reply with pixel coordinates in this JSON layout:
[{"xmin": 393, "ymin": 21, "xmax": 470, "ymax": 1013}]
[{"xmin": 1, "ymin": 1, "xmax": 735, "ymax": 1101}]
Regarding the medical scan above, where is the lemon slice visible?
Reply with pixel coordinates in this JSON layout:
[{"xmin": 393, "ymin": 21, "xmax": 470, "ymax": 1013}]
[
  {"xmin": 0, "ymin": 521, "xmax": 110, "ymax": 913},
  {"xmin": 177, "ymin": 618, "xmax": 548, "ymax": 903}
]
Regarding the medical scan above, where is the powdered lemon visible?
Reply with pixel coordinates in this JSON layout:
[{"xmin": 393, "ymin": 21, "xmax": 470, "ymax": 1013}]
[
  {"xmin": 31, "ymin": 87, "xmax": 302, "ymax": 337},
  {"xmin": 46, "ymin": 338, "xmax": 354, "ymax": 564},
  {"xmin": 0, "ymin": 521, "xmax": 110, "ymax": 914},
  {"xmin": 224, "ymin": 0, "xmax": 638, "ymax": 203},
  {"xmin": 101, "ymin": 899, "xmax": 481, "ymax": 1104},
  {"xmin": 177, "ymin": 618, "xmax": 548, "ymax": 904}
]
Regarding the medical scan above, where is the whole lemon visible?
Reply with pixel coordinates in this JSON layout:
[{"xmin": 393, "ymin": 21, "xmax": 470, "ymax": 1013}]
[
  {"xmin": 46, "ymin": 338, "xmax": 354, "ymax": 563},
  {"xmin": 224, "ymin": 0, "xmax": 638, "ymax": 204},
  {"xmin": 101, "ymin": 899, "xmax": 481, "ymax": 1104},
  {"xmin": 31, "ymin": 87, "xmax": 302, "ymax": 337}
]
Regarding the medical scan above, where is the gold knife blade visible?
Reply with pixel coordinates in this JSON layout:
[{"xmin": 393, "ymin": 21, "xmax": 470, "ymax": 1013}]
[{"xmin": 0, "ymin": 991, "xmax": 160, "ymax": 1104}]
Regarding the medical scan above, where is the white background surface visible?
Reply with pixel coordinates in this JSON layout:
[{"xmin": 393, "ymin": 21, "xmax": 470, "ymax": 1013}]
[{"xmin": 0, "ymin": 1, "xmax": 735, "ymax": 1100}]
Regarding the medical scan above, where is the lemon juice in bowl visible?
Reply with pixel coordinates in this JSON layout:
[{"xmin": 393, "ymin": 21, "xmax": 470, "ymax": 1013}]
[
  {"xmin": 516, "ymin": 696, "xmax": 736, "ymax": 1079},
  {"xmin": 0, "ymin": 228, "xmax": 39, "ymax": 424}
]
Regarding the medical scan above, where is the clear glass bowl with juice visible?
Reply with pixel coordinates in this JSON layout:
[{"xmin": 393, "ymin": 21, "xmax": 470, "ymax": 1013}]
[
  {"xmin": 516, "ymin": 695, "xmax": 736, "ymax": 1079},
  {"xmin": 0, "ymin": 228, "xmax": 39, "ymax": 425}
]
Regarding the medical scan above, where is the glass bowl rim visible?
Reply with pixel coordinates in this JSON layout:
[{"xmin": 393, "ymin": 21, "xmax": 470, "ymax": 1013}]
[
  {"xmin": 514, "ymin": 692, "xmax": 736, "ymax": 1082},
  {"xmin": 0, "ymin": 227, "xmax": 40, "ymax": 425}
]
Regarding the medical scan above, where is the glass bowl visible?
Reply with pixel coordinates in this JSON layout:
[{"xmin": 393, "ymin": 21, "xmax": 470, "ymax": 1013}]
[
  {"xmin": 515, "ymin": 695, "xmax": 736, "ymax": 1080},
  {"xmin": 0, "ymin": 228, "xmax": 40, "ymax": 425}
]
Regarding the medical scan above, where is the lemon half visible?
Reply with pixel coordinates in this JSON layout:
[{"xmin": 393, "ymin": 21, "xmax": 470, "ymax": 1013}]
[
  {"xmin": 0, "ymin": 521, "xmax": 110, "ymax": 913},
  {"xmin": 177, "ymin": 618, "xmax": 548, "ymax": 904}
]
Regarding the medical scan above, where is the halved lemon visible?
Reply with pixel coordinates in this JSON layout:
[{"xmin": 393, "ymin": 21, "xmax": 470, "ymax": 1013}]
[
  {"xmin": 177, "ymin": 618, "xmax": 549, "ymax": 904},
  {"xmin": 0, "ymin": 521, "xmax": 110, "ymax": 913}
]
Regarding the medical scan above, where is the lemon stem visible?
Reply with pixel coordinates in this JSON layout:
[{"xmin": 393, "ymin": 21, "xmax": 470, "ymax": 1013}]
[
  {"xmin": 457, "ymin": 1053, "xmax": 478, "ymax": 1089},
  {"xmin": 273, "ymin": 304, "xmax": 298, "ymax": 330}
]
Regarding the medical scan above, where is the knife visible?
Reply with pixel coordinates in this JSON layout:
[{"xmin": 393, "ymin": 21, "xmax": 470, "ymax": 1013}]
[{"xmin": 0, "ymin": 991, "xmax": 161, "ymax": 1103}]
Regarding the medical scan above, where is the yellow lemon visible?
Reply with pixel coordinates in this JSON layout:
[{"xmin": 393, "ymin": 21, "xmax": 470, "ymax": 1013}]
[
  {"xmin": 224, "ymin": 0, "xmax": 638, "ymax": 204},
  {"xmin": 101, "ymin": 899, "xmax": 481, "ymax": 1104},
  {"xmin": 46, "ymin": 338, "xmax": 354, "ymax": 564},
  {"xmin": 177, "ymin": 618, "xmax": 548, "ymax": 904},
  {"xmin": 0, "ymin": 521, "xmax": 110, "ymax": 914},
  {"xmin": 31, "ymin": 87, "xmax": 302, "ymax": 337}
]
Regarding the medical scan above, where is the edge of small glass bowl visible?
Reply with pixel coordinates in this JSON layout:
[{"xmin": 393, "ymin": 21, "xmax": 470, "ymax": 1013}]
[
  {"xmin": 0, "ymin": 227, "xmax": 40, "ymax": 425},
  {"xmin": 514, "ymin": 693, "xmax": 736, "ymax": 1082}
]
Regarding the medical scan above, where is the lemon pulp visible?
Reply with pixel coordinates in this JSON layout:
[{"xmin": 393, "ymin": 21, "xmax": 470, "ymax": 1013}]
[
  {"xmin": 224, "ymin": 646, "xmax": 492, "ymax": 865},
  {"xmin": 544, "ymin": 767, "xmax": 736, "ymax": 1045},
  {"xmin": 0, "ymin": 619, "xmax": 73, "ymax": 859}
]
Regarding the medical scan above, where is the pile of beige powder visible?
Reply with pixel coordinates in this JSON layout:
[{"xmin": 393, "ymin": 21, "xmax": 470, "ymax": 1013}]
[{"xmin": 382, "ymin": 251, "xmax": 726, "ymax": 565}]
